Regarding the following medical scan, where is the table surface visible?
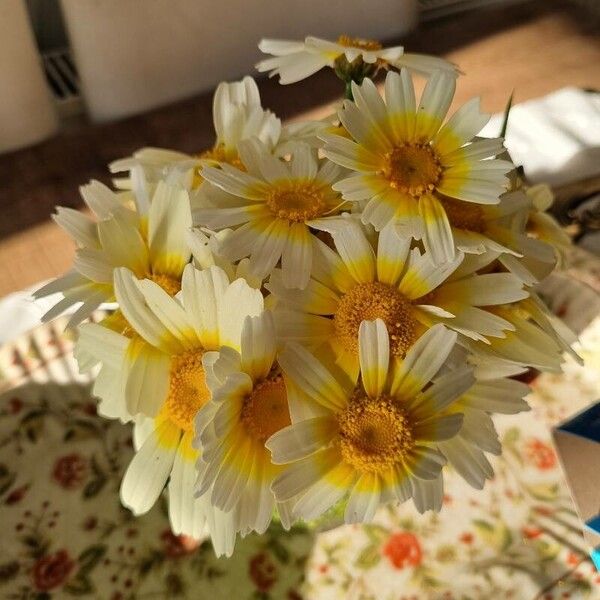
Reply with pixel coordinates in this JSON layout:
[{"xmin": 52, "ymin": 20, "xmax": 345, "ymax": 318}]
[
  {"xmin": 0, "ymin": 0, "xmax": 599, "ymax": 298},
  {"xmin": 0, "ymin": 248, "xmax": 599, "ymax": 599}
]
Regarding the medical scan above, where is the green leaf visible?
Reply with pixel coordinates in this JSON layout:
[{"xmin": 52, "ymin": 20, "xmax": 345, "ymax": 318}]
[
  {"xmin": 355, "ymin": 543, "xmax": 381, "ymax": 569},
  {"xmin": 64, "ymin": 574, "xmax": 93, "ymax": 595},
  {"xmin": 20, "ymin": 410, "xmax": 45, "ymax": 442},
  {"xmin": 499, "ymin": 91, "xmax": 514, "ymax": 138},
  {"xmin": 78, "ymin": 544, "xmax": 107, "ymax": 573},
  {"xmin": 472, "ymin": 520, "xmax": 512, "ymax": 551},
  {"xmin": 64, "ymin": 420, "xmax": 99, "ymax": 442},
  {"xmin": 525, "ymin": 482, "xmax": 560, "ymax": 501},
  {"xmin": 268, "ymin": 538, "xmax": 290, "ymax": 564},
  {"xmin": 503, "ymin": 427, "xmax": 520, "ymax": 446},
  {"xmin": 363, "ymin": 524, "xmax": 388, "ymax": 543},
  {"xmin": 83, "ymin": 477, "xmax": 106, "ymax": 499},
  {"xmin": 534, "ymin": 539, "xmax": 561, "ymax": 561}
]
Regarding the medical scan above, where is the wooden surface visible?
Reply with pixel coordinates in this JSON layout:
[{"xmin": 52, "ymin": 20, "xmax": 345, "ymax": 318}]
[{"xmin": 0, "ymin": 0, "xmax": 599, "ymax": 298}]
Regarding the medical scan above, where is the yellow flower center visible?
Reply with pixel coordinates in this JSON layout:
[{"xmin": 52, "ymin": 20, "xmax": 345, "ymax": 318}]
[
  {"xmin": 382, "ymin": 144, "xmax": 442, "ymax": 198},
  {"xmin": 241, "ymin": 374, "xmax": 290, "ymax": 443},
  {"xmin": 338, "ymin": 392, "xmax": 414, "ymax": 473},
  {"xmin": 147, "ymin": 272, "xmax": 182, "ymax": 297},
  {"xmin": 440, "ymin": 197, "xmax": 486, "ymax": 233},
  {"xmin": 337, "ymin": 35, "xmax": 382, "ymax": 52},
  {"xmin": 160, "ymin": 350, "xmax": 210, "ymax": 433},
  {"xmin": 193, "ymin": 143, "xmax": 245, "ymax": 188},
  {"xmin": 335, "ymin": 281, "xmax": 418, "ymax": 358},
  {"xmin": 199, "ymin": 143, "xmax": 245, "ymax": 170},
  {"xmin": 265, "ymin": 182, "xmax": 328, "ymax": 222}
]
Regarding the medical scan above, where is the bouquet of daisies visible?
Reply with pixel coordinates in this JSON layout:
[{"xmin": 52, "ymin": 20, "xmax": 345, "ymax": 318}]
[{"xmin": 36, "ymin": 35, "xmax": 577, "ymax": 557}]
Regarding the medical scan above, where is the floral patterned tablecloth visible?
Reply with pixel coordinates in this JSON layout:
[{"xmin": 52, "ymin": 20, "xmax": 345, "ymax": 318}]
[{"xmin": 0, "ymin": 250, "xmax": 599, "ymax": 600}]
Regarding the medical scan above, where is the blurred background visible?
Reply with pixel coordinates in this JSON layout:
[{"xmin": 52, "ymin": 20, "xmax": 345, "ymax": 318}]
[{"xmin": 0, "ymin": 0, "xmax": 599, "ymax": 300}]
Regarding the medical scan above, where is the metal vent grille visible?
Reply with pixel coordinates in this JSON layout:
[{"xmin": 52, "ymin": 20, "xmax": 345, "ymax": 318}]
[
  {"xmin": 419, "ymin": 0, "xmax": 526, "ymax": 20},
  {"xmin": 42, "ymin": 48, "xmax": 83, "ymax": 118}
]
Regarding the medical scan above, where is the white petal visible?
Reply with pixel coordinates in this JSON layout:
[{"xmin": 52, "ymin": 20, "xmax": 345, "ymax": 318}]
[
  {"xmin": 434, "ymin": 97, "xmax": 489, "ymax": 156},
  {"xmin": 267, "ymin": 416, "xmax": 338, "ymax": 464},
  {"xmin": 438, "ymin": 436, "xmax": 493, "ymax": 489},
  {"xmin": 345, "ymin": 474, "xmax": 380, "ymax": 523},
  {"xmin": 120, "ymin": 420, "xmax": 180, "ymax": 515},
  {"xmin": 419, "ymin": 193, "xmax": 455, "ymax": 264},
  {"xmin": 358, "ymin": 319, "xmax": 389, "ymax": 399},
  {"xmin": 124, "ymin": 339, "xmax": 170, "ymax": 417},
  {"xmin": 79, "ymin": 180, "xmax": 123, "ymax": 219},
  {"xmin": 182, "ymin": 264, "xmax": 229, "ymax": 349},
  {"xmin": 278, "ymin": 343, "xmax": 348, "ymax": 412},
  {"xmin": 137, "ymin": 279, "xmax": 198, "ymax": 346},
  {"xmin": 218, "ymin": 278, "xmax": 264, "ymax": 350},
  {"xmin": 411, "ymin": 476, "xmax": 443, "ymax": 513},
  {"xmin": 97, "ymin": 214, "xmax": 148, "ymax": 275},
  {"xmin": 376, "ymin": 223, "xmax": 411, "ymax": 285},
  {"xmin": 271, "ymin": 448, "xmax": 339, "ymax": 501},
  {"xmin": 148, "ymin": 182, "xmax": 192, "ymax": 277},
  {"xmin": 53, "ymin": 207, "xmax": 98, "ymax": 248},
  {"xmin": 114, "ymin": 268, "xmax": 182, "ymax": 353},
  {"xmin": 74, "ymin": 323, "xmax": 128, "ymax": 371},
  {"xmin": 412, "ymin": 367, "xmax": 475, "ymax": 418},
  {"xmin": 310, "ymin": 216, "xmax": 375, "ymax": 284},
  {"xmin": 414, "ymin": 71, "xmax": 456, "ymax": 141},
  {"xmin": 281, "ymin": 222, "xmax": 313, "ymax": 289},
  {"xmin": 247, "ymin": 219, "xmax": 289, "ymax": 281},
  {"xmin": 391, "ymin": 325, "xmax": 458, "ymax": 397},
  {"xmin": 240, "ymin": 311, "xmax": 276, "ymax": 382}
]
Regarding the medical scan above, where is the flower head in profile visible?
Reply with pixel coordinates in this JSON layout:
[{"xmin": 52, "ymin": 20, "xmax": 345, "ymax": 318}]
[
  {"xmin": 461, "ymin": 292, "xmax": 581, "ymax": 374},
  {"xmin": 268, "ymin": 217, "xmax": 528, "ymax": 379},
  {"xmin": 110, "ymin": 77, "xmax": 280, "ymax": 188},
  {"xmin": 74, "ymin": 264, "xmax": 264, "ymax": 556},
  {"xmin": 110, "ymin": 76, "xmax": 326, "ymax": 191},
  {"xmin": 198, "ymin": 139, "xmax": 347, "ymax": 289},
  {"xmin": 194, "ymin": 311, "xmax": 293, "ymax": 536},
  {"xmin": 256, "ymin": 36, "xmax": 457, "ymax": 85},
  {"xmin": 322, "ymin": 70, "xmax": 513, "ymax": 263},
  {"xmin": 411, "ymin": 345, "xmax": 531, "ymax": 508},
  {"xmin": 268, "ymin": 320, "xmax": 474, "ymax": 522},
  {"xmin": 34, "ymin": 178, "xmax": 192, "ymax": 327},
  {"xmin": 524, "ymin": 183, "xmax": 571, "ymax": 270}
]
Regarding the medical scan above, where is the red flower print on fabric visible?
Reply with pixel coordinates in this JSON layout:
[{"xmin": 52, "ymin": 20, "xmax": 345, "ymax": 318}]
[
  {"xmin": 524, "ymin": 439, "xmax": 557, "ymax": 470},
  {"xmin": 249, "ymin": 552, "xmax": 278, "ymax": 591},
  {"xmin": 32, "ymin": 549, "xmax": 74, "ymax": 591},
  {"xmin": 52, "ymin": 454, "xmax": 89, "ymax": 489},
  {"xmin": 382, "ymin": 532, "xmax": 423, "ymax": 569}
]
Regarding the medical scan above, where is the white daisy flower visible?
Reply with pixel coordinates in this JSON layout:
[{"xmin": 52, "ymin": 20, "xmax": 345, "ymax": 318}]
[
  {"xmin": 462, "ymin": 292, "xmax": 582, "ymax": 373},
  {"xmin": 268, "ymin": 319, "xmax": 473, "ymax": 523},
  {"xmin": 194, "ymin": 311, "xmax": 293, "ymax": 536},
  {"xmin": 34, "ymin": 178, "xmax": 192, "ymax": 327},
  {"xmin": 256, "ymin": 36, "xmax": 457, "ymax": 85},
  {"xmin": 198, "ymin": 139, "xmax": 348, "ymax": 289},
  {"xmin": 420, "ymin": 347, "xmax": 531, "ymax": 501},
  {"xmin": 75, "ymin": 264, "xmax": 263, "ymax": 555},
  {"xmin": 110, "ymin": 76, "xmax": 327, "ymax": 191},
  {"xmin": 267, "ymin": 217, "xmax": 528, "ymax": 380},
  {"xmin": 322, "ymin": 70, "xmax": 513, "ymax": 263}
]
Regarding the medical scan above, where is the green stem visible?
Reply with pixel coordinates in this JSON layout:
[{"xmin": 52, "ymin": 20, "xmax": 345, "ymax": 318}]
[{"xmin": 344, "ymin": 79, "xmax": 354, "ymax": 101}]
